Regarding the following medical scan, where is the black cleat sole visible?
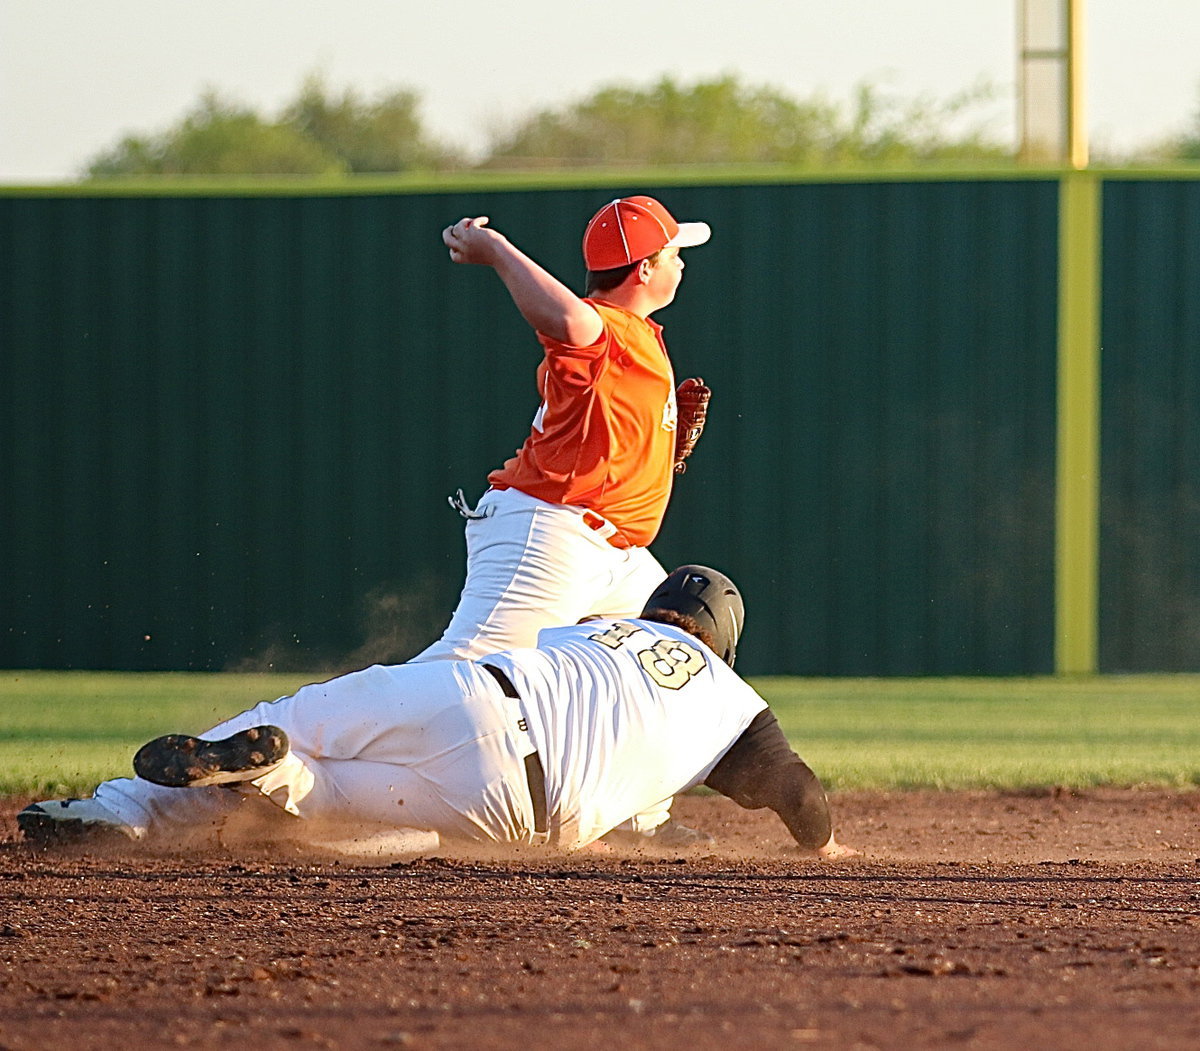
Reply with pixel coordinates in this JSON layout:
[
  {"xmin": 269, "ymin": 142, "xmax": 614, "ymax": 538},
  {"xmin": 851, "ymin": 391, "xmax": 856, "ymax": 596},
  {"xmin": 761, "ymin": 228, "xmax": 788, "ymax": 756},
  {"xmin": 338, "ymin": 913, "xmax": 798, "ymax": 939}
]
[
  {"xmin": 133, "ymin": 725, "xmax": 289, "ymax": 787},
  {"xmin": 17, "ymin": 808, "xmax": 77, "ymax": 844},
  {"xmin": 17, "ymin": 802, "xmax": 135, "ymax": 845}
]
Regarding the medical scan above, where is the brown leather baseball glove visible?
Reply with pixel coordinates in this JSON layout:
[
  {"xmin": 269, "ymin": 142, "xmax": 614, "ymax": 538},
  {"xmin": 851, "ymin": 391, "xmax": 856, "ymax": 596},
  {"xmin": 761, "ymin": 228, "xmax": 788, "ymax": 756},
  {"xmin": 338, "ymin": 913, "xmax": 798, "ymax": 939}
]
[{"xmin": 674, "ymin": 377, "xmax": 711, "ymax": 474}]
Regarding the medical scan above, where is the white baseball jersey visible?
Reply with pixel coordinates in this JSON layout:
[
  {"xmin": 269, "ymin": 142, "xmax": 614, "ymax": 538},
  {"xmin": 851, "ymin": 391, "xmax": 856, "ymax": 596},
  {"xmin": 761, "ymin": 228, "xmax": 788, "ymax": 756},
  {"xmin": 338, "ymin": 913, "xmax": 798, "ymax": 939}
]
[{"xmin": 487, "ymin": 618, "xmax": 767, "ymax": 849}]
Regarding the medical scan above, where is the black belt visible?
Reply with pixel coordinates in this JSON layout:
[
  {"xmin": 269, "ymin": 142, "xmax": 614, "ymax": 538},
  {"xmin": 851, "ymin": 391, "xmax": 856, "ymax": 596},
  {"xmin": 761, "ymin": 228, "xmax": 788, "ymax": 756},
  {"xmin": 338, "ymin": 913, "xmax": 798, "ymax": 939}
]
[{"xmin": 481, "ymin": 664, "xmax": 548, "ymax": 838}]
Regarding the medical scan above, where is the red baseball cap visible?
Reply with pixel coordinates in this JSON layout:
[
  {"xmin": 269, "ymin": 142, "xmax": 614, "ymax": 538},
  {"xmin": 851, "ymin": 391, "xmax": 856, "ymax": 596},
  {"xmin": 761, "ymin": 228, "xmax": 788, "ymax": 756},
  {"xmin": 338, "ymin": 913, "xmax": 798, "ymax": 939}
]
[{"xmin": 582, "ymin": 196, "xmax": 711, "ymax": 271}]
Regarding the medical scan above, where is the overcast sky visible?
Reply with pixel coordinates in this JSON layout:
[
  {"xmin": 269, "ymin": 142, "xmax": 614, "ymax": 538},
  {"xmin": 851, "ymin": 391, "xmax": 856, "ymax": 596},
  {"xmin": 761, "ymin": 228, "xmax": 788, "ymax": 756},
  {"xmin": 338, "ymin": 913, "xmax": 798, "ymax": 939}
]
[{"xmin": 2, "ymin": 0, "xmax": 1197, "ymax": 181}]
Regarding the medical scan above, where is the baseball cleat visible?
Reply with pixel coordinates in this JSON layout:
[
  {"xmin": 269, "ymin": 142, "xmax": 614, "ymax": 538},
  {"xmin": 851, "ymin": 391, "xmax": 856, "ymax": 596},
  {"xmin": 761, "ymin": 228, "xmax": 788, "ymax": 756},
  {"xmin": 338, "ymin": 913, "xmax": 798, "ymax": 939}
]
[
  {"xmin": 604, "ymin": 818, "xmax": 716, "ymax": 849},
  {"xmin": 18, "ymin": 798, "xmax": 139, "ymax": 844},
  {"xmin": 648, "ymin": 819, "xmax": 716, "ymax": 848},
  {"xmin": 133, "ymin": 724, "xmax": 290, "ymax": 788}
]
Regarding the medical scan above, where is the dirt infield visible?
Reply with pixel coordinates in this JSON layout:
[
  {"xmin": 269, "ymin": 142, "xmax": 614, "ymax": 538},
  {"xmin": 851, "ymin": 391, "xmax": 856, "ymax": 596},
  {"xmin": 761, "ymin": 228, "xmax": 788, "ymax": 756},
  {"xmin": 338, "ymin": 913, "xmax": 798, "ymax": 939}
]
[{"xmin": 2, "ymin": 789, "xmax": 1198, "ymax": 1051}]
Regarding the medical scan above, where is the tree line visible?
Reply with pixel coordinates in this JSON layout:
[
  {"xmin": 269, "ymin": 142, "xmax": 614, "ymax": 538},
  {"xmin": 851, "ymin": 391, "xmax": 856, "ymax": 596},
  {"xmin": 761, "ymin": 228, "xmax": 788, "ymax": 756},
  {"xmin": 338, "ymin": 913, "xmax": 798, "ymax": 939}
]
[{"xmin": 83, "ymin": 73, "xmax": 1199, "ymax": 178}]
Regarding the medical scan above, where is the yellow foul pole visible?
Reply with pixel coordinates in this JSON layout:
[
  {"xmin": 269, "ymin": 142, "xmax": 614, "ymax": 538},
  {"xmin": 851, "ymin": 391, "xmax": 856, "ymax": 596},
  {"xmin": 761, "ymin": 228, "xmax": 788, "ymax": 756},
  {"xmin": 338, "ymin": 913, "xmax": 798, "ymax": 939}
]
[
  {"xmin": 1055, "ymin": 171, "xmax": 1101, "ymax": 674},
  {"xmin": 1054, "ymin": 0, "xmax": 1099, "ymax": 673}
]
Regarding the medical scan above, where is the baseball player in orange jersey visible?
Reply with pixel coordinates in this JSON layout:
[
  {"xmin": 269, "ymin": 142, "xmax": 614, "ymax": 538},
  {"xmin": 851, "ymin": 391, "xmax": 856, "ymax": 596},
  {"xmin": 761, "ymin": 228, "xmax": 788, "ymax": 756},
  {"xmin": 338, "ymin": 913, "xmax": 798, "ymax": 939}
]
[
  {"xmin": 412, "ymin": 196, "xmax": 712, "ymax": 665},
  {"xmin": 19, "ymin": 567, "xmax": 856, "ymax": 860}
]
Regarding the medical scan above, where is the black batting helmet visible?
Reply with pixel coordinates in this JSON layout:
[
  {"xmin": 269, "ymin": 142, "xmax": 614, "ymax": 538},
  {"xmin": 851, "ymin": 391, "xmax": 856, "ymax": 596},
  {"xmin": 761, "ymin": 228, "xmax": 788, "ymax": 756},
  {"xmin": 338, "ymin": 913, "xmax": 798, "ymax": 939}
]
[{"xmin": 642, "ymin": 565, "xmax": 745, "ymax": 667}]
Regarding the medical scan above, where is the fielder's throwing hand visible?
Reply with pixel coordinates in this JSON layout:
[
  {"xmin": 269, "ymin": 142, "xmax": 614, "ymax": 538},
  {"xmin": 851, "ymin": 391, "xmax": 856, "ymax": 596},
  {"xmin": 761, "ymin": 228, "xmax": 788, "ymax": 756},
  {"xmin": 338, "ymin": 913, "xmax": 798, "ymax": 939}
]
[{"xmin": 443, "ymin": 216, "xmax": 499, "ymax": 265}]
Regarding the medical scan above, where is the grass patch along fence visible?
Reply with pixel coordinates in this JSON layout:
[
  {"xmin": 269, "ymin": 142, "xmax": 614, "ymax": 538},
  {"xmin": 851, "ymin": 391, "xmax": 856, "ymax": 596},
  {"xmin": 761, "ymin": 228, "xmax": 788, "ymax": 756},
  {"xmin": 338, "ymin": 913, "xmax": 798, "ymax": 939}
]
[{"xmin": 761, "ymin": 675, "xmax": 1200, "ymax": 791}]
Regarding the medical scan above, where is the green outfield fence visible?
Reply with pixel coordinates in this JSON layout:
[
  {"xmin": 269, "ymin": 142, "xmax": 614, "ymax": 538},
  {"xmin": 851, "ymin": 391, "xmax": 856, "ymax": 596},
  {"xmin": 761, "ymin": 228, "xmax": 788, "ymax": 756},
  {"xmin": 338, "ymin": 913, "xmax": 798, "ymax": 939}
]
[{"xmin": 2, "ymin": 169, "xmax": 1199, "ymax": 676}]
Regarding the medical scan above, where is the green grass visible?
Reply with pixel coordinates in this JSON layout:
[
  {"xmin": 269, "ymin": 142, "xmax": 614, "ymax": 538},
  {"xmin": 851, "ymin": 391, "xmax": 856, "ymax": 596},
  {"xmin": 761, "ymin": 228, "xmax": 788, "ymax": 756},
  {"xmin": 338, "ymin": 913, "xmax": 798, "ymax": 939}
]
[
  {"xmin": 0, "ymin": 670, "xmax": 311, "ymax": 796},
  {"xmin": 2, "ymin": 671, "xmax": 1199, "ymax": 796},
  {"xmin": 759, "ymin": 675, "xmax": 1200, "ymax": 791}
]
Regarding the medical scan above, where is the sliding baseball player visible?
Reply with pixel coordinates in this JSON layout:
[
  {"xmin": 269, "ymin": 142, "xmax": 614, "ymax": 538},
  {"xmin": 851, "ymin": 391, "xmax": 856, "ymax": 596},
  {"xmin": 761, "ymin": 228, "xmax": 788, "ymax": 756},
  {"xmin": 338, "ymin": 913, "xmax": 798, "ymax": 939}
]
[{"xmin": 20, "ymin": 566, "xmax": 855, "ymax": 860}]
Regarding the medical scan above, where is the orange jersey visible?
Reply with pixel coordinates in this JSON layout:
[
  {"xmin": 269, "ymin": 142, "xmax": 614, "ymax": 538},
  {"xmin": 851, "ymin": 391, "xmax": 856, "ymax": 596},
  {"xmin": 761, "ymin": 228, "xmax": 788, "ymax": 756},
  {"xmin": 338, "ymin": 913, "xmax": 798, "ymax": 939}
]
[{"xmin": 488, "ymin": 301, "xmax": 677, "ymax": 546}]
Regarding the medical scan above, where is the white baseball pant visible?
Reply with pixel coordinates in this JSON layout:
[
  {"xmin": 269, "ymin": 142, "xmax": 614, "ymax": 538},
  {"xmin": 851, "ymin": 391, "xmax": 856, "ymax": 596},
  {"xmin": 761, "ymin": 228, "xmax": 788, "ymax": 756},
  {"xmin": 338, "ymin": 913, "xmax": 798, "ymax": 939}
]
[
  {"xmin": 94, "ymin": 661, "xmax": 542, "ymax": 844},
  {"xmin": 410, "ymin": 487, "xmax": 667, "ymax": 663}
]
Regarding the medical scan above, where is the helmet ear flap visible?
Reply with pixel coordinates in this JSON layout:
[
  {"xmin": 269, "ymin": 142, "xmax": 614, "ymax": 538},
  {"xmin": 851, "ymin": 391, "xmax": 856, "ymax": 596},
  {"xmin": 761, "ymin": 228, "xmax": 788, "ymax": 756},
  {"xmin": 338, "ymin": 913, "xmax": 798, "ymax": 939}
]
[{"xmin": 642, "ymin": 565, "xmax": 744, "ymax": 667}]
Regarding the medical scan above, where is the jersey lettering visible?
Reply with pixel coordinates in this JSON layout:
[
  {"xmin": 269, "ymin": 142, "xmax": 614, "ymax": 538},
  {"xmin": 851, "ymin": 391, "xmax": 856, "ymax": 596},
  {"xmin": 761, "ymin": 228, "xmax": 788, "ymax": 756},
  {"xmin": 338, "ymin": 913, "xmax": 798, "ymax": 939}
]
[
  {"xmin": 589, "ymin": 622, "xmax": 706, "ymax": 690},
  {"xmin": 588, "ymin": 622, "xmax": 641, "ymax": 649},
  {"xmin": 638, "ymin": 637, "xmax": 706, "ymax": 690}
]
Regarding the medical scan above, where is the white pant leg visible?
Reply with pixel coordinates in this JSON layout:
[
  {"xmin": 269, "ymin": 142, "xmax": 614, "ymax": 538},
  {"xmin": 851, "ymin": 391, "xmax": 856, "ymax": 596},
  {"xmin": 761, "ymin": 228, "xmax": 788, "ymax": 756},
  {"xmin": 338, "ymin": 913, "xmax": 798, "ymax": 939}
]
[
  {"xmin": 95, "ymin": 776, "xmax": 246, "ymax": 839},
  {"xmin": 586, "ymin": 543, "xmax": 669, "ymax": 621},
  {"xmin": 412, "ymin": 488, "xmax": 667, "ymax": 662},
  {"xmin": 97, "ymin": 662, "xmax": 538, "ymax": 844}
]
